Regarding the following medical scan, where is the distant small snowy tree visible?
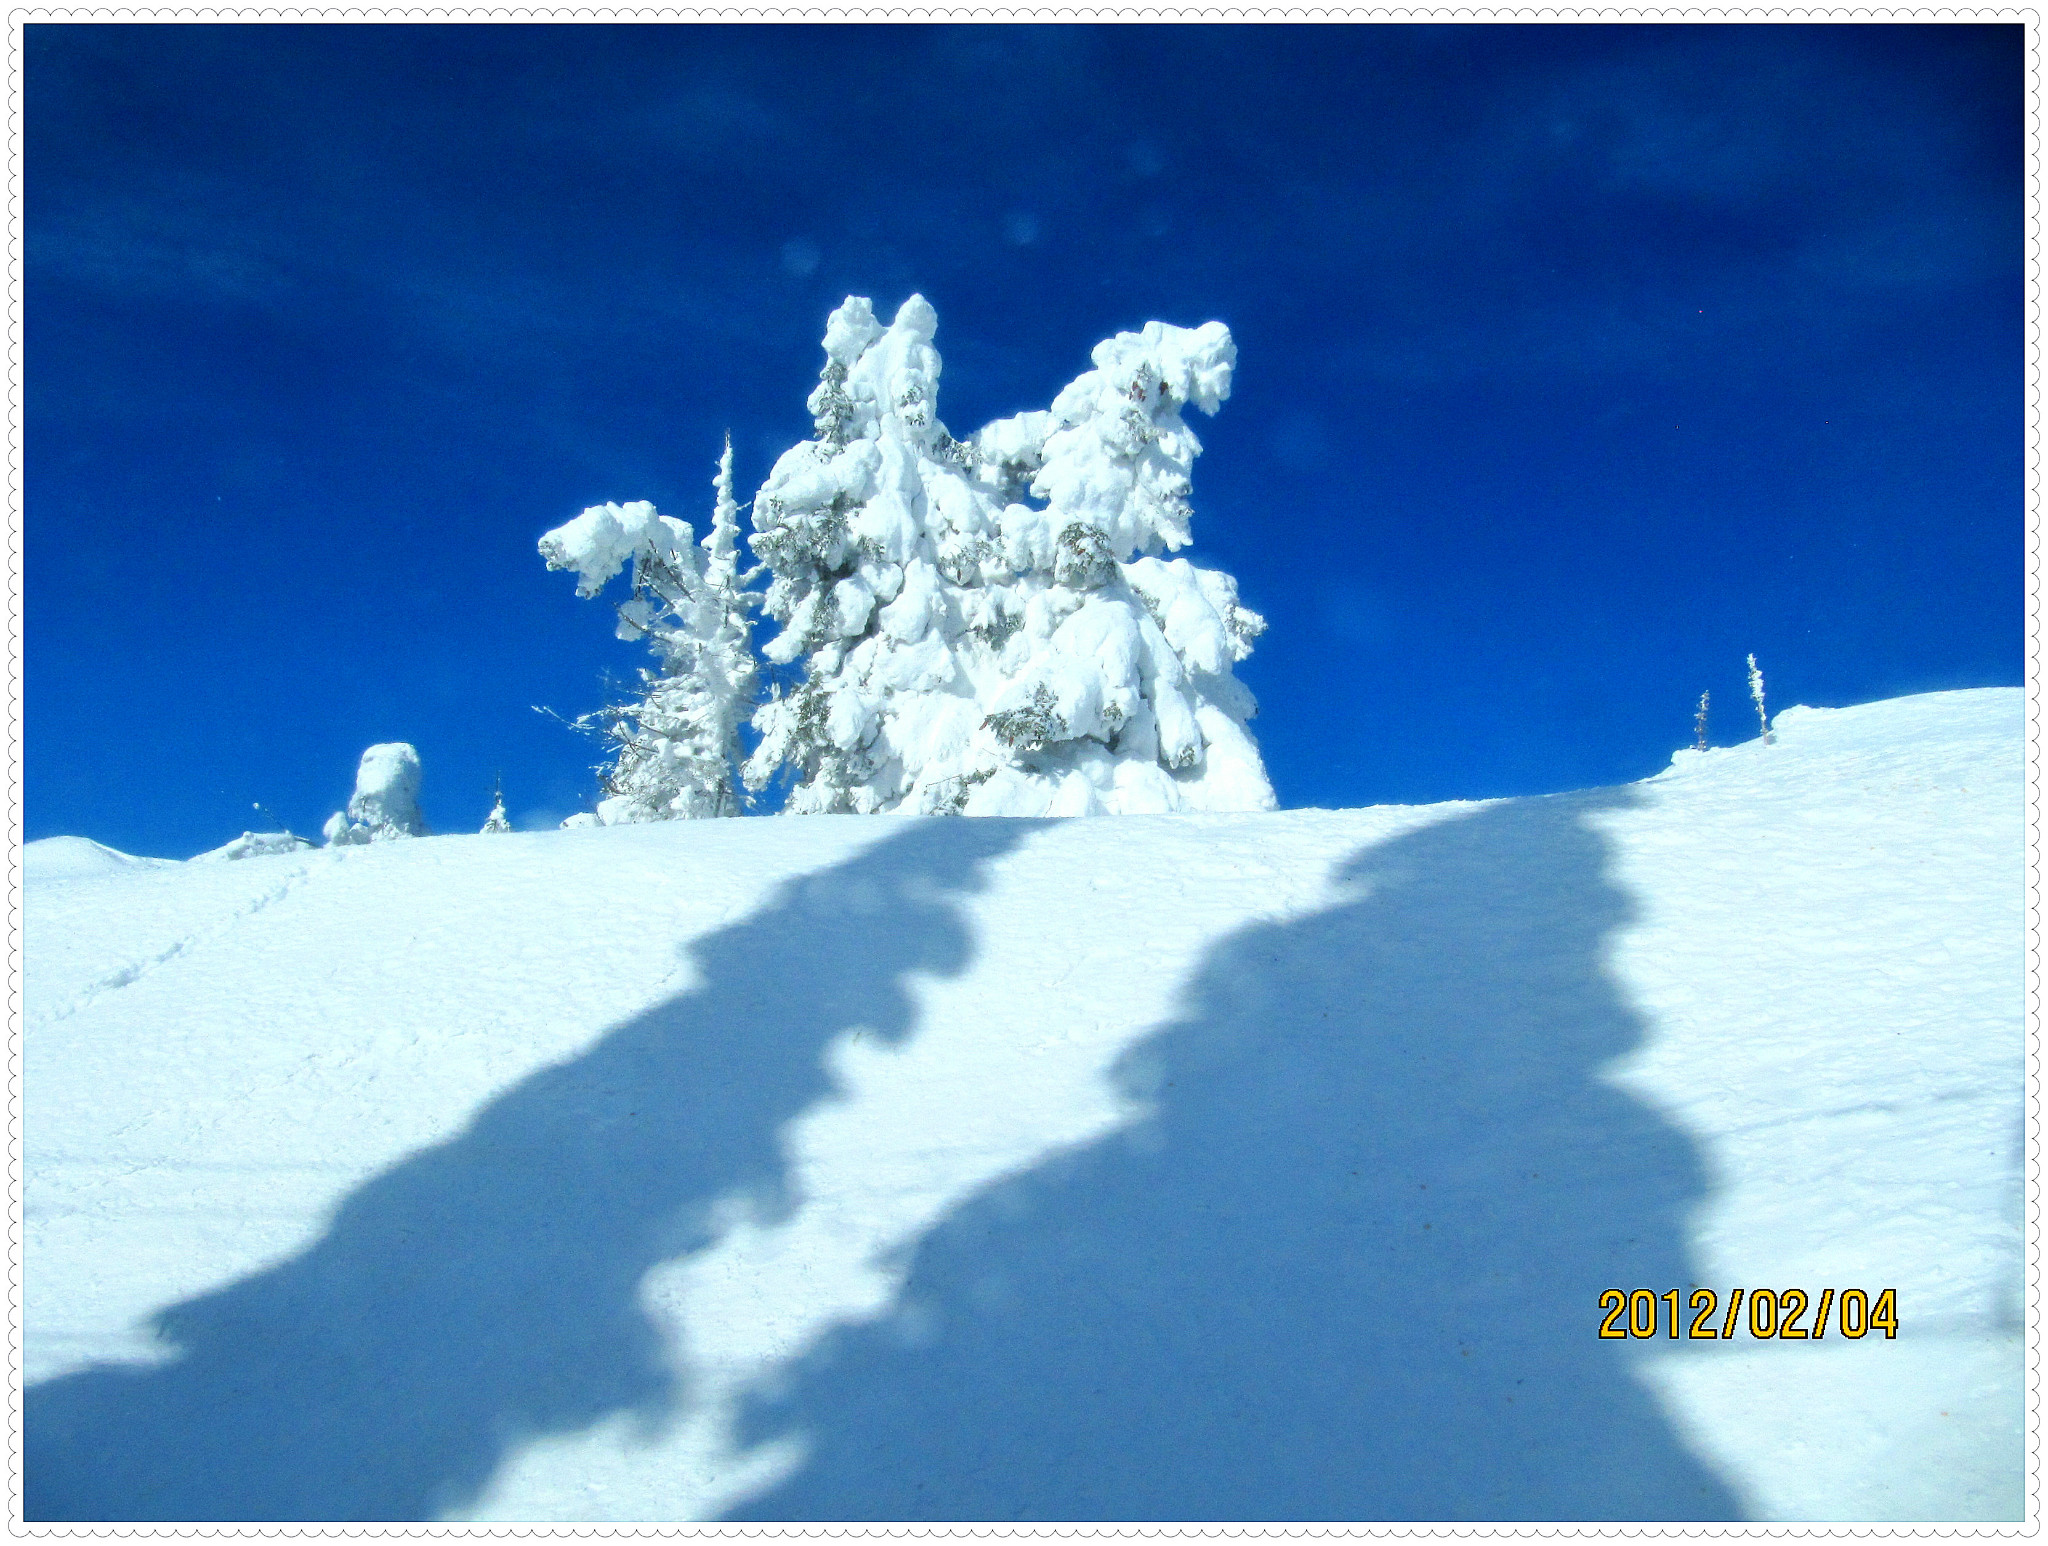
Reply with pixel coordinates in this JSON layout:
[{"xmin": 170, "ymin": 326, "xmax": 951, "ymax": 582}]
[
  {"xmin": 539, "ymin": 440, "xmax": 759, "ymax": 822},
  {"xmin": 480, "ymin": 778, "xmax": 513, "ymax": 834},
  {"xmin": 745, "ymin": 293, "xmax": 1274, "ymax": 816},
  {"xmin": 324, "ymin": 743, "xmax": 429, "ymax": 846}
]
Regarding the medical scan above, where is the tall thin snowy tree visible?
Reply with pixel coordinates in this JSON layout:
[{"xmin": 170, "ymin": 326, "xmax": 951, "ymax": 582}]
[
  {"xmin": 1747, "ymin": 653, "xmax": 1773, "ymax": 745},
  {"xmin": 746, "ymin": 294, "xmax": 1274, "ymax": 816},
  {"xmin": 539, "ymin": 441, "xmax": 758, "ymax": 822}
]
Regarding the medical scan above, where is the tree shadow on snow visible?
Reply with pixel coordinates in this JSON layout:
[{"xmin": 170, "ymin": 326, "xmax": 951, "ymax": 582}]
[
  {"xmin": 24, "ymin": 817, "xmax": 1040, "ymax": 1523},
  {"xmin": 725, "ymin": 790, "xmax": 1744, "ymax": 1522}
]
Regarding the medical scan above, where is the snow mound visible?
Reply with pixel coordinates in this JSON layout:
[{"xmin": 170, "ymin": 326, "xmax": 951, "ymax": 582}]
[
  {"xmin": 20, "ymin": 689, "xmax": 2022, "ymax": 1524},
  {"xmin": 22, "ymin": 837, "xmax": 175, "ymax": 880}
]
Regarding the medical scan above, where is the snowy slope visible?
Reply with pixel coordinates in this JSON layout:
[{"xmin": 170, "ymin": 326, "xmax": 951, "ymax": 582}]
[{"xmin": 19, "ymin": 688, "xmax": 2024, "ymax": 1523}]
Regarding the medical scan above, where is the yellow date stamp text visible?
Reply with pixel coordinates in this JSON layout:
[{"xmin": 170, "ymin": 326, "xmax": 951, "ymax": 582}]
[{"xmin": 1598, "ymin": 1287, "xmax": 1897, "ymax": 1341}]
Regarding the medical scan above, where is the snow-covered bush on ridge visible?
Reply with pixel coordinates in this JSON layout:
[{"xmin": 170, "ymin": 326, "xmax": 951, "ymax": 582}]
[
  {"xmin": 323, "ymin": 743, "xmax": 429, "ymax": 846},
  {"xmin": 192, "ymin": 801, "xmax": 314, "ymax": 861},
  {"xmin": 191, "ymin": 830, "xmax": 313, "ymax": 863},
  {"xmin": 539, "ymin": 441, "xmax": 758, "ymax": 823},
  {"xmin": 745, "ymin": 294, "xmax": 1274, "ymax": 816}
]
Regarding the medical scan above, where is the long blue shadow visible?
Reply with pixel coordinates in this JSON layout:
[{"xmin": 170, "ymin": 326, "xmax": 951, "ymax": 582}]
[
  {"xmin": 726, "ymin": 791, "xmax": 1743, "ymax": 1521},
  {"xmin": 26, "ymin": 817, "xmax": 1040, "ymax": 1522}
]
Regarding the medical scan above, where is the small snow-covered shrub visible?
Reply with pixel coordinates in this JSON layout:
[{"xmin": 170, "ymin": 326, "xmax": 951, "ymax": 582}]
[
  {"xmin": 193, "ymin": 802, "xmax": 313, "ymax": 861},
  {"xmin": 191, "ymin": 830, "xmax": 314, "ymax": 863}
]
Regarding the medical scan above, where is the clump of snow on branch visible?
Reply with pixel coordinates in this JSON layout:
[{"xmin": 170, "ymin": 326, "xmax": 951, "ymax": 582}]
[
  {"xmin": 539, "ymin": 441, "xmax": 758, "ymax": 823},
  {"xmin": 323, "ymin": 743, "xmax": 429, "ymax": 846},
  {"xmin": 745, "ymin": 293, "xmax": 1274, "ymax": 816}
]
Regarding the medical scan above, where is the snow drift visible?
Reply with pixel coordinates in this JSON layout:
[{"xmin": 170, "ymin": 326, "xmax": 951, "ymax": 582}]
[{"xmin": 20, "ymin": 689, "xmax": 2022, "ymax": 1523}]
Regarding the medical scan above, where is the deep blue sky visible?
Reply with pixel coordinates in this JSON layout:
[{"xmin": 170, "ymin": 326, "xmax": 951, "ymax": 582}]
[{"xmin": 25, "ymin": 23, "xmax": 2022, "ymax": 855}]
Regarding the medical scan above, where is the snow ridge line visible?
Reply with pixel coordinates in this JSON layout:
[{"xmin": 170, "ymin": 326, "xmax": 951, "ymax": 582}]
[{"xmin": 32, "ymin": 858, "xmax": 330, "ymax": 1029}]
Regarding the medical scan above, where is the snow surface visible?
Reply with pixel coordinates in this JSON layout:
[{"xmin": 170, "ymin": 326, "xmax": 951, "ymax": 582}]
[{"xmin": 20, "ymin": 689, "xmax": 2023, "ymax": 1522}]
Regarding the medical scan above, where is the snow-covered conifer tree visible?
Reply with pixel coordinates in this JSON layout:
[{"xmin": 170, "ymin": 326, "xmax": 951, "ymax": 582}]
[
  {"xmin": 745, "ymin": 294, "xmax": 1274, "ymax": 816},
  {"xmin": 967, "ymin": 316, "xmax": 1274, "ymax": 815},
  {"xmin": 539, "ymin": 441, "xmax": 758, "ymax": 822},
  {"xmin": 480, "ymin": 778, "xmax": 513, "ymax": 834},
  {"xmin": 323, "ymin": 743, "xmax": 429, "ymax": 845},
  {"xmin": 744, "ymin": 295, "xmax": 1005, "ymax": 814}
]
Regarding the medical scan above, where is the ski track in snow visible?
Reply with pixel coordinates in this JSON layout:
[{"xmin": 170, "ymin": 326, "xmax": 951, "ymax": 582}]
[{"xmin": 29, "ymin": 856, "xmax": 330, "ymax": 1030}]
